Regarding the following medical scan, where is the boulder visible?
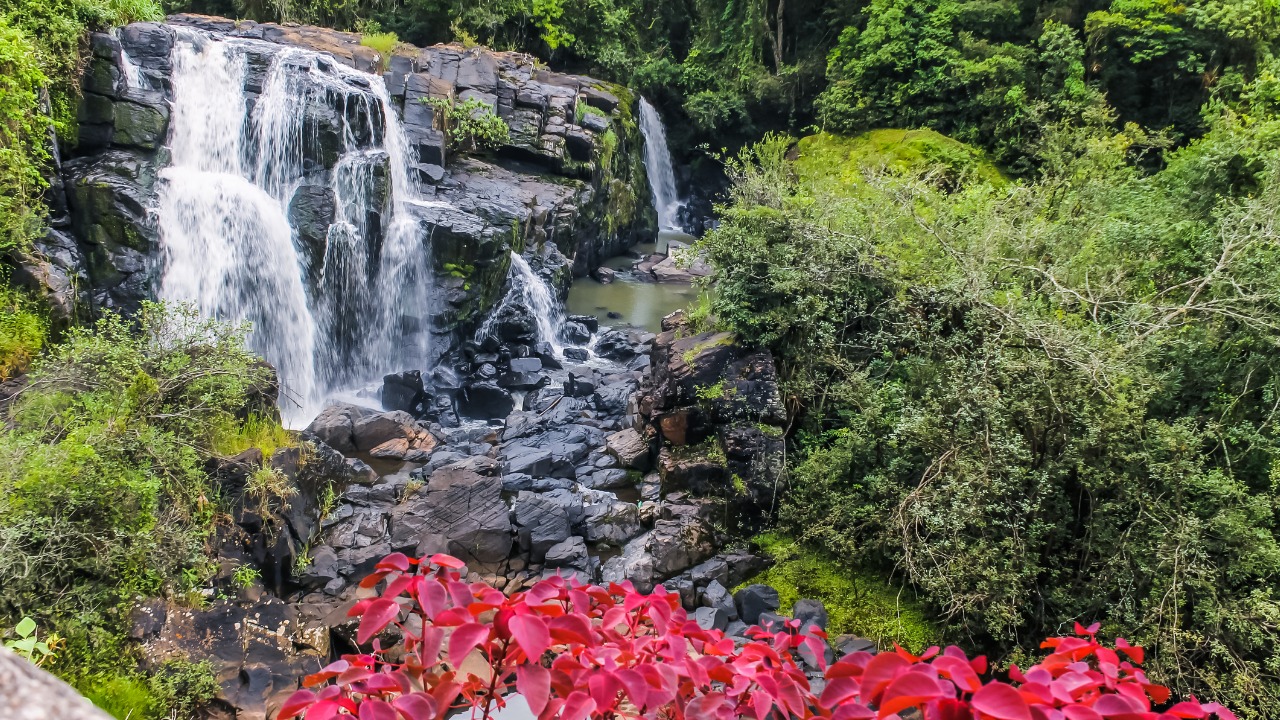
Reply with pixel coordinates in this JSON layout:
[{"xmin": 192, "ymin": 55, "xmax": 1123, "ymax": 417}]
[
  {"xmin": 605, "ymin": 427, "xmax": 650, "ymax": 470},
  {"xmin": 458, "ymin": 381, "xmax": 515, "ymax": 420},
  {"xmin": 388, "ymin": 466, "xmax": 512, "ymax": 568},
  {"xmin": 352, "ymin": 410, "xmax": 417, "ymax": 451},
  {"xmin": 544, "ymin": 535, "xmax": 589, "ymax": 571},
  {"xmin": 131, "ymin": 598, "xmax": 326, "ymax": 720},
  {"xmin": 594, "ymin": 329, "xmax": 636, "ymax": 361},
  {"xmin": 305, "ymin": 403, "xmax": 375, "ymax": 455},
  {"xmin": 0, "ymin": 645, "xmax": 115, "ymax": 720},
  {"xmin": 702, "ymin": 580, "xmax": 738, "ymax": 620},
  {"xmin": 513, "ymin": 490, "xmax": 573, "ymax": 561},
  {"xmin": 381, "ymin": 370, "xmax": 427, "ymax": 415},
  {"xmin": 582, "ymin": 500, "xmax": 642, "ymax": 545},
  {"xmin": 734, "ymin": 584, "xmax": 781, "ymax": 625},
  {"xmin": 794, "ymin": 598, "xmax": 829, "ymax": 631},
  {"xmin": 694, "ymin": 606, "xmax": 730, "ymax": 632}
]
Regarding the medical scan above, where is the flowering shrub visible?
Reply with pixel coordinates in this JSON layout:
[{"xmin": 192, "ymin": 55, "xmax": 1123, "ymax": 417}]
[{"xmin": 281, "ymin": 553, "xmax": 1238, "ymax": 720}]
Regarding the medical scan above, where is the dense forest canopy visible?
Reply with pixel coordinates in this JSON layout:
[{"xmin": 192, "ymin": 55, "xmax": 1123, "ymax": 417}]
[{"xmin": 154, "ymin": 0, "xmax": 1280, "ymax": 165}]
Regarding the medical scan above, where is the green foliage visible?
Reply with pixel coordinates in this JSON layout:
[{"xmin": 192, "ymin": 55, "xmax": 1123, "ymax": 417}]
[
  {"xmin": 0, "ymin": 302, "xmax": 273, "ymax": 617},
  {"xmin": 4, "ymin": 616, "xmax": 58, "ymax": 665},
  {"xmin": 442, "ymin": 262, "xmax": 475, "ymax": 279},
  {"xmin": 232, "ymin": 563, "xmax": 261, "ymax": 588},
  {"xmin": 81, "ymin": 674, "xmax": 157, "ymax": 719},
  {"xmin": 741, "ymin": 532, "xmax": 938, "ymax": 650},
  {"xmin": 695, "ymin": 380, "xmax": 726, "ymax": 402},
  {"xmin": 700, "ymin": 109, "xmax": 1280, "ymax": 715},
  {"xmin": 0, "ymin": 282, "xmax": 48, "ymax": 381},
  {"xmin": 359, "ymin": 30, "xmax": 398, "ymax": 55},
  {"xmin": 208, "ymin": 412, "xmax": 294, "ymax": 458},
  {"xmin": 0, "ymin": 0, "xmax": 161, "ymax": 250},
  {"xmin": 0, "ymin": 23, "xmax": 50, "ymax": 252},
  {"xmin": 425, "ymin": 97, "xmax": 510, "ymax": 154}
]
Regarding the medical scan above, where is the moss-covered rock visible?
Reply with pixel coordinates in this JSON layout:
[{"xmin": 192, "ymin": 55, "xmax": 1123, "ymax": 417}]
[{"xmin": 740, "ymin": 532, "xmax": 940, "ymax": 651}]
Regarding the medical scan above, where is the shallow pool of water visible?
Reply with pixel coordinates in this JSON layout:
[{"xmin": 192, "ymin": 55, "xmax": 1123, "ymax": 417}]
[{"xmin": 567, "ymin": 277, "xmax": 698, "ymax": 333}]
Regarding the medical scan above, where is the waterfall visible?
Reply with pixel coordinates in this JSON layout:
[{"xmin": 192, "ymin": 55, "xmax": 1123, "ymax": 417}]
[
  {"xmin": 638, "ymin": 97, "xmax": 684, "ymax": 231},
  {"xmin": 112, "ymin": 29, "xmax": 145, "ymax": 90},
  {"xmin": 477, "ymin": 253, "xmax": 564, "ymax": 355},
  {"xmin": 155, "ymin": 30, "xmax": 438, "ymax": 426}
]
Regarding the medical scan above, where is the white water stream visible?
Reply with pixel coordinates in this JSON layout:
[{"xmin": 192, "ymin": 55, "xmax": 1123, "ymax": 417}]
[
  {"xmin": 477, "ymin": 252, "xmax": 566, "ymax": 355},
  {"xmin": 638, "ymin": 97, "xmax": 684, "ymax": 231},
  {"xmin": 153, "ymin": 31, "xmax": 439, "ymax": 425}
]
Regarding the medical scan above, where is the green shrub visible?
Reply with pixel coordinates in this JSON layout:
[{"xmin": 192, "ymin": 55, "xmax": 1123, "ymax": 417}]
[
  {"xmin": 359, "ymin": 30, "xmax": 399, "ymax": 55},
  {"xmin": 0, "ymin": 302, "xmax": 274, "ymax": 618},
  {"xmin": 0, "ymin": 22, "xmax": 52, "ymax": 251},
  {"xmin": 425, "ymin": 96, "xmax": 510, "ymax": 154},
  {"xmin": 0, "ymin": 282, "xmax": 47, "ymax": 379}
]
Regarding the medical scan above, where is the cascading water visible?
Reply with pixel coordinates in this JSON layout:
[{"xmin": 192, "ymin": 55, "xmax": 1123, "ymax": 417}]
[
  {"xmin": 155, "ymin": 30, "xmax": 440, "ymax": 425},
  {"xmin": 477, "ymin": 253, "xmax": 565, "ymax": 355},
  {"xmin": 112, "ymin": 29, "xmax": 145, "ymax": 90},
  {"xmin": 638, "ymin": 97, "xmax": 684, "ymax": 232}
]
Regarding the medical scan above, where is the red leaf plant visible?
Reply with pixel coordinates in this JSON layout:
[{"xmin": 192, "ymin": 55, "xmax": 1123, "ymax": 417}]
[{"xmin": 280, "ymin": 553, "xmax": 1238, "ymax": 720}]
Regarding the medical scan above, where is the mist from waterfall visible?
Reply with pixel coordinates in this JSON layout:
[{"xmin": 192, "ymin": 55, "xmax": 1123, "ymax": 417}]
[
  {"xmin": 155, "ymin": 30, "xmax": 437, "ymax": 426},
  {"xmin": 638, "ymin": 97, "xmax": 684, "ymax": 231},
  {"xmin": 477, "ymin": 252, "xmax": 565, "ymax": 355}
]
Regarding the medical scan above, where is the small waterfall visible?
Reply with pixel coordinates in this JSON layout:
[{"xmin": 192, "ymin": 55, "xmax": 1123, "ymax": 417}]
[
  {"xmin": 155, "ymin": 30, "xmax": 438, "ymax": 425},
  {"xmin": 638, "ymin": 97, "xmax": 684, "ymax": 231},
  {"xmin": 112, "ymin": 29, "xmax": 145, "ymax": 90},
  {"xmin": 477, "ymin": 253, "xmax": 564, "ymax": 355}
]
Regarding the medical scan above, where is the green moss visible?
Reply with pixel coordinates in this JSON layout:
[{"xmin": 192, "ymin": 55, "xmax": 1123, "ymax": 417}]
[
  {"xmin": 77, "ymin": 658, "xmax": 219, "ymax": 720},
  {"xmin": 443, "ymin": 262, "xmax": 475, "ymax": 280},
  {"xmin": 695, "ymin": 380, "xmax": 727, "ymax": 401},
  {"xmin": 575, "ymin": 99, "xmax": 608, "ymax": 125},
  {"xmin": 80, "ymin": 674, "xmax": 156, "ymax": 719},
  {"xmin": 756, "ymin": 422, "xmax": 784, "ymax": 438},
  {"xmin": 794, "ymin": 129, "xmax": 1007, "ymax": 190},
  {"xmin": 740, "ymin": 532, "xmax": 940, "ymax": 652},
  {"xmin": 681, "ymin": 333, "xmax": 734, "ymax": 367}
]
